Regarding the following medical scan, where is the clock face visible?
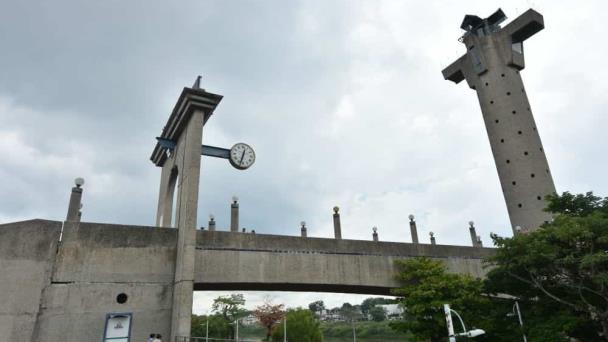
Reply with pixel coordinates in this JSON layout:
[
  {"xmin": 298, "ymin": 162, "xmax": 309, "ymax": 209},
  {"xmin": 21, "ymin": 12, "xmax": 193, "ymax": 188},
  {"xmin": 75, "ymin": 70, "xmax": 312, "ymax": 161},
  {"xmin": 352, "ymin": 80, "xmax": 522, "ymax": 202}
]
[{"xmin": 229, "ymin": 143, "xmax": 256, "ymax": 170}]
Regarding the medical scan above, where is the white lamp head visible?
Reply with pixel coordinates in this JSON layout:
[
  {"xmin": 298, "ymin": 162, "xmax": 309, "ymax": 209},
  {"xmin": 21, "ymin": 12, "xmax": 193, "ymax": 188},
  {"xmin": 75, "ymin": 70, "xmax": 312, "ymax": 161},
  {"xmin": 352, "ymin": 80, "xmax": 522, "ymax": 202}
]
[
  {"xmin": 232, "ymin": 195, "xmax": 238, "ymax": 203},
  {"xmin": 209, "ymin": 214, "xmax": 215, "ymax": 221},
  {"xmin": 300, "ymin": 221, "xmax": 306, "ymax": 227},
  {"xmin": 408, "ymin": 214, "xmax": 415, "ymax": 221},
  {"xmin": 466, "ymin": 329, "xmax": 485, "ymax": 337},
  {"xmin": 468, "ymin": 220, "xmax": 475, "ymax": 227},
  {"xmin": 372, "ymin": 226, "xmax": 377, "ymax": 233},
  {"xmin": 74, "ymin": 177, "xmax": 85, "ymax": 188}
]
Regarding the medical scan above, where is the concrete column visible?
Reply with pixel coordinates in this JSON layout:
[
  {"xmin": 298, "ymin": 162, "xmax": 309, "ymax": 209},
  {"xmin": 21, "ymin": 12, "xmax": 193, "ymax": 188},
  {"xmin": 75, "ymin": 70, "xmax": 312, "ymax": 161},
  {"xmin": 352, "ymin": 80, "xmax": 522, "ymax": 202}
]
[
  {"xmin": 442, "ymin": 9, "xmax": 555, "ymax": 233},
  {"xmin": 430, "ymin": 232, "xmax": 436, "ymax": 245},
  {"xmin": 65, "ymin": 178, "xmax": 84, "ymax": 222},
  {"xmin": 230, "ymin": 196, "xmax": 239, "ymax": 232},
  {"xmin": 477, "ymin": 236, "xmax": 484, "ymax": 247},
  {"xmin": 170, "ymin": 108, "xmax": 205, "ymax": 340},
  {"xmin": 333, "ymin": 206, "xmax": 342, "ymax": 239},
  {"xmin": 372, "ymin": 227, "xmax": 378, "ymax": 242},
  {"xmin": 408, "ymin": 214, "xmax": 419, "ymax": 244},
  {"xmin": 468, "ymin": 221, "xmax": 479, "ymax": 247},
  {"xmin": 300, "ymin": 221, "xmax": 307, "ymax": 238},
  {"xmin": 208, "ymin": 215, "xmax": 216, "ymax": 231}
]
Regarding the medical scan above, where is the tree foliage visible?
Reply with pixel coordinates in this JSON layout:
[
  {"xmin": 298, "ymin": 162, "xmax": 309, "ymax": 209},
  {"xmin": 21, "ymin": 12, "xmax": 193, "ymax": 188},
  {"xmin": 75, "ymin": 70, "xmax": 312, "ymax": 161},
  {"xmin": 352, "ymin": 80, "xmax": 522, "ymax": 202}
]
[
  {"xmin": 389, "ymin": 192, "xmax": 608, "ymax": 341},
  {"xmin": 191, "ymin": 314, "xmax": 233, "ymax": 339},
  {"xmin": 210, "ymin": 294, "xmax": 247, "ymax": 339},
  {"xmin": 308, "ymin": 300, "xmax": 325, "ymax": 314},
  {"xmin": 486, "ymin": 191, "xmax": 608, "ymax": 340},
  {"xmin": 271, "ymin": 309, "xmax": 323, "ymax": 342},
  {"xmin": 390, "ymin": 257, "xmax": 509, "ymax": 341},
  {"xmin": 368, "ymin": 306, "xmax": 386, "ymax": 322},
  {"xmin": 360, "ymin": 297, "xmax": 396, "ymax": 318},
  {"xmin": 253, "ymin": 300, "xmax": 285, "ymax": 341}
]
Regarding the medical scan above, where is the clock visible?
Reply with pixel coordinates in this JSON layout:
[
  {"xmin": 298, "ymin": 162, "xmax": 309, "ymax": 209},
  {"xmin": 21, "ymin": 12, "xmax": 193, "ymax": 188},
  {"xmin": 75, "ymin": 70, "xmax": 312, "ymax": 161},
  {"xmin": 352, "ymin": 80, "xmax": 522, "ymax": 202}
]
[{"xmin": 229, "ymin": 143, "xmax": 256, "ymax": 170}]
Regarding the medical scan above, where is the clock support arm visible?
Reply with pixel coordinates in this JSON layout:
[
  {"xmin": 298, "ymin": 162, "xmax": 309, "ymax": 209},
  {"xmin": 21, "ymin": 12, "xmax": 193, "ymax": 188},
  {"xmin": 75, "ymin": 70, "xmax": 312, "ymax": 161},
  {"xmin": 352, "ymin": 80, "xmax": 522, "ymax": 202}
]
[{"xmin": 156, "ymin": 137, "xmax": 230, "ymax": 159}]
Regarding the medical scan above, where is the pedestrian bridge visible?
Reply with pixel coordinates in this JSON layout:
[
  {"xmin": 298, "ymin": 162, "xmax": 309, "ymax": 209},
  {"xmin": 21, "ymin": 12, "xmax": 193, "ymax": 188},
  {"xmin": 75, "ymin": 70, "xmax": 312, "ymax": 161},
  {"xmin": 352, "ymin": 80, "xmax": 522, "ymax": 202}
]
[{"xmin": 0, "ymin": 219, "xmax": 493, "ymax": 341}]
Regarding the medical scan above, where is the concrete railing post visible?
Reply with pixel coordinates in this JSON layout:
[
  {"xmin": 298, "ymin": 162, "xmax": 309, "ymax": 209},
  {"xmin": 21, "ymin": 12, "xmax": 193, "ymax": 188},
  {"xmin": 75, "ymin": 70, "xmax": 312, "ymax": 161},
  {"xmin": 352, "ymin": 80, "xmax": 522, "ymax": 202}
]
[
  {"xmin": 300, "ymin": 221, "xmax": 307, "ymax": 238},
  {"xmin": 333, "ymin": 206, "xmax": 342, "ymax": 239},
  {"xmin": 477, "ymin": 236, "xmax": 483, "ymax": 247},
  {"xmin": 208, "ymin": 215, "xmax": 216, "ymax": 231},
  {"xmin": 230, "ymin": 196, "xmax": 239, "ymax": 232},
  {"xmin": 66, "ymin": 178, "xmax": 85, "ymax": 223},
  {"xmin": 408, "ymin": 214, "xmax": 419, "ymax": 244},
  {"xmin": 430, "ymin": 232, "xmax": 436, "ymax": 245},
  {"xmin": 372, "ymin": 226, "xmax": 378, "ymax": 242}
]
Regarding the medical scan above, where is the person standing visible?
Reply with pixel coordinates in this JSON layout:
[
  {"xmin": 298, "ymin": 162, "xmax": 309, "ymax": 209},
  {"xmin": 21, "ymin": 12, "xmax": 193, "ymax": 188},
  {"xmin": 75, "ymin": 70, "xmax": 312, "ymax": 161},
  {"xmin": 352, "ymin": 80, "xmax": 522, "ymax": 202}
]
[
  {"xmin": 153, "ymin": 334, "xmax": 162, "ymax": 342},
  {"xmin": 147, "ymin": 334, "xmax": 155, "ymax": 342}
]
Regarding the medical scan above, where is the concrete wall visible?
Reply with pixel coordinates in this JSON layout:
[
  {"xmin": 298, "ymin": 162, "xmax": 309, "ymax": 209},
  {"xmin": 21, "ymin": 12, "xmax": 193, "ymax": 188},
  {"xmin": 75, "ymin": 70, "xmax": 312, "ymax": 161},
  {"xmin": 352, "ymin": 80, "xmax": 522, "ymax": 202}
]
[
  {"xmin": 0, "ymin": 220, "xmax": 61, "ymax": 342},
  {"xmin": 194, "ymin": 231, "xmax": 493, "ymax": 295},
  {"xmin": 33, "ymin": 222, "xmax": 177, "ymax": 342}
]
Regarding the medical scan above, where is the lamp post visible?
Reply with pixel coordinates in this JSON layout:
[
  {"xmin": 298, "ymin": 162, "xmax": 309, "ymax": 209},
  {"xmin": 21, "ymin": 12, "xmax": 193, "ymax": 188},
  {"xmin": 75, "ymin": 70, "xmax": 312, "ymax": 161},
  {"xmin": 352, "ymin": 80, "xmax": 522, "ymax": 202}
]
[
  {"xmin": 205, "ymin": 318, "xmax": 209, "ymax": 342},
  {"xmin": 283, "ymin": 317, "xmax": 287, "ymax": 342},
  {"xmin": 507, "ymin": 301, "xmax": 527, "ymax": 342},
  {"xmin": 443, "ymin": 304, "xmax": 485, "ymax": 341}
]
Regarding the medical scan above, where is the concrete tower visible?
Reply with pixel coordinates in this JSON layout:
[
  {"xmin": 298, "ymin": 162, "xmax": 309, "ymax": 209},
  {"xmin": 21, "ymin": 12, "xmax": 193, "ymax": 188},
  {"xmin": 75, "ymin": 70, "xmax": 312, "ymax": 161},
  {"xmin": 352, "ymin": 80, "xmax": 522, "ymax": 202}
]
[{"xmin": 442, "ymin": 9, "xmax": 556, "ymax": 233}]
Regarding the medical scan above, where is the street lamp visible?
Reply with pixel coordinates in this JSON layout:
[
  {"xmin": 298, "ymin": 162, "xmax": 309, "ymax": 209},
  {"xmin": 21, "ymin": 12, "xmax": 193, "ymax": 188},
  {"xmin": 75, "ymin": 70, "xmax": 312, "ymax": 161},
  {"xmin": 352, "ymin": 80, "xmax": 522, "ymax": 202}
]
[
  {"xmin": 507, "ymin": 301, "xmax": 527, "ymax": 342},
  {"xmin": 443, "ymin": 304, "xmax": 485, "ymax": 341}
]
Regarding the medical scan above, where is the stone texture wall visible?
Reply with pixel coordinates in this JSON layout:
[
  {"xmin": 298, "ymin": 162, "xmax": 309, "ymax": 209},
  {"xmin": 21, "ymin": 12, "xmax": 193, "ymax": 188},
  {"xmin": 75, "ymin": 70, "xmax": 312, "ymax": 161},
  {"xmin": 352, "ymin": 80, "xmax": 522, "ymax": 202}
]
[{"xmin": 0, "ymin": 220, "xmax": 61, "ymax": 342}]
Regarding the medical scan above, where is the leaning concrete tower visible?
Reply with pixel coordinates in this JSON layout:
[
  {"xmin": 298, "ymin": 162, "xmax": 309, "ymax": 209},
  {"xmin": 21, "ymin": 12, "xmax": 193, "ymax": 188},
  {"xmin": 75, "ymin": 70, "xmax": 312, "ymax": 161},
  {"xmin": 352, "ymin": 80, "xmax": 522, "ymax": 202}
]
[{"xmin": 442, "ymin": 9, "xmax": 556, "ymax": 233}]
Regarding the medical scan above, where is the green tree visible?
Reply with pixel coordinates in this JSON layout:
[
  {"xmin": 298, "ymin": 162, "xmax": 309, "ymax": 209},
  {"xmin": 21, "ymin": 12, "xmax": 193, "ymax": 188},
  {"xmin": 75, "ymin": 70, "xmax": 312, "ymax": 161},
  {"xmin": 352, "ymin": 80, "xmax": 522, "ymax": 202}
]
[
  {"xmin": 390, "ymin": 257, "xmax": 518, "ymax": 341},
  {"xmin": 360, "ymin": 297, "xmax": 396, "ymax": 318},
  {"xmin": 308, "ymin": 300, "xmax": 325, "ymax": 315},
  {"xmin": 211, "ymin": 294, "xmax": 247, "ymax": 339},
  {"xmin": 271, "ymin": 308, "xmax": 323, "ymax": 342},
  {"xmin": 191, "ymin": 314, "xmax": 232, "ymax": 339},
  {"xmin": 486, "ymin": 191, "xmax": 608, "ymax": 340},
  {"xmin": 368, "ymin": 306, "xmax": 386, "ymax": 322}
]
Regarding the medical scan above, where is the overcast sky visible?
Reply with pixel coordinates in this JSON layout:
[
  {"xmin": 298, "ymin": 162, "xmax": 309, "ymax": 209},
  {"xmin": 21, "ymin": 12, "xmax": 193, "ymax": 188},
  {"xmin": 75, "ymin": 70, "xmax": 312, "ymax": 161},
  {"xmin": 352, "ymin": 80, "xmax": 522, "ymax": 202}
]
[{"xmin": 1, "ymin": 0, "xmax": 607, "ymax": 311}]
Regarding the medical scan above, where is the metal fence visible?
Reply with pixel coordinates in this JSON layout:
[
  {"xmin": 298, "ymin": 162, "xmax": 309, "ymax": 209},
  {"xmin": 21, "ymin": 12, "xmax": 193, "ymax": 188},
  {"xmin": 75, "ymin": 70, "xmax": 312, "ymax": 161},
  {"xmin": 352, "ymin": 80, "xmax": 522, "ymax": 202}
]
[{"xmin": 175, "ymin": 337, "xmax": 257, "ymax": 342}]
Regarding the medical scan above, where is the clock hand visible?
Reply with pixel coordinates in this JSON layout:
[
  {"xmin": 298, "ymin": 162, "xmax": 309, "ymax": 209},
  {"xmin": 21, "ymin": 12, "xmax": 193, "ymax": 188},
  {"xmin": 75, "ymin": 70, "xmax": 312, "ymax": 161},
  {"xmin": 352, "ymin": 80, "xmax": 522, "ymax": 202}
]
[{"xmin": 239, "ymin": 150, "xmax": 246, "ymax": 165}]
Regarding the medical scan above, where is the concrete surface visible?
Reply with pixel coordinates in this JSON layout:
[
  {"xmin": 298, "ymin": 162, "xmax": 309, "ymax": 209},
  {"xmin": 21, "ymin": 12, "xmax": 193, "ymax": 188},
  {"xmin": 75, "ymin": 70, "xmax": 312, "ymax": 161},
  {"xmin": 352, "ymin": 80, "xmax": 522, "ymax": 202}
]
[{"xmin": 0, "ymin": 220, "xmax": 493, "ymax": 341}]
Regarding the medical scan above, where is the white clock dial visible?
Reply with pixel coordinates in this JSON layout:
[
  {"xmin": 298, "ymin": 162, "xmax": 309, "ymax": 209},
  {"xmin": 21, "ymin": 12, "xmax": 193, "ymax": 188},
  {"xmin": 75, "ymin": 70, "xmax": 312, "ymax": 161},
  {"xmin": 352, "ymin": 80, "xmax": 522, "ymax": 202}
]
[{"xmin": 229, "ymin": 143, "xmax": 256, "ymax": 170}]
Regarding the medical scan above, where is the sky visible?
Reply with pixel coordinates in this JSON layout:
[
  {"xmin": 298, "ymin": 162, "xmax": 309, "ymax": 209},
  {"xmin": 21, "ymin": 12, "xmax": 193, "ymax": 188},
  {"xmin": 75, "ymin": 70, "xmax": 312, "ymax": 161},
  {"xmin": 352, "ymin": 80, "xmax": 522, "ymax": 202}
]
[{"xmin": 1, "ymin": 0, "xmax": 607, "ymax": 312}]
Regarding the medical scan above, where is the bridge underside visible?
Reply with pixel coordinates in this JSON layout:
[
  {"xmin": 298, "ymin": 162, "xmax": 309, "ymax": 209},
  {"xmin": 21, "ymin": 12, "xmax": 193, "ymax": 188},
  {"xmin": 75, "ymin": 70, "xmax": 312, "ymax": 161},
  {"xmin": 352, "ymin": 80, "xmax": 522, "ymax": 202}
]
[{"xmin": 194, "ymin": 282, "xmax": 393, "ymax": 295}]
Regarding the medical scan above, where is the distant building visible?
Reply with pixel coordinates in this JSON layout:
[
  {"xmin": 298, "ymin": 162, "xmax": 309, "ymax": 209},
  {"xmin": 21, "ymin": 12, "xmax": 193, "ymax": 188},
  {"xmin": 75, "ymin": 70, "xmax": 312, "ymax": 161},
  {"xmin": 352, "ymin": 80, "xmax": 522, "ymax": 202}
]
[
  {"xmin": 376, "ymin": 304, "xmax": 404, "ymax": 320},
  {"xmin": 241, "ymin": 313, "xmax": 258, "ymax": 326}
]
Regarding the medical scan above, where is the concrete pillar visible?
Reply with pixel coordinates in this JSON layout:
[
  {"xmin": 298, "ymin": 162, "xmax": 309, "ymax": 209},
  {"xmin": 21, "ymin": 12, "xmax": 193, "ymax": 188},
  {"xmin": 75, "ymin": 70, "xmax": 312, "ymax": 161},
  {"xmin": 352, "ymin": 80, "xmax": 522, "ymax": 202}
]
[
  {"xmin": 242, "ymin": 228, "xmax": 246, "ymax": 233},
  {"xmin": 333, "ymin": 206, "xmax": 342, "ymax": 239},
  {"xmin": 372, "ymin": 227, "xmax": 378, "ymax": 242},
  {"xmin": 208, "ymin": 215, "xmax": 216, "ymax": 231},
  {"xmin": 169, "ymin": 107, "xmax": 205, "ymax": 340},
  {"xmin": 300, "ymin": 221, "xmax": 307, "ymax": 238},
  {"xmin": 408, "ymin": 214, "xmax": 419, "ymax": 244},
  {"xmin": 468, "ymin": 221, "xmax": 479, "ymax": 247},
  {"xmin": 477, "ymin": 236, "xmax": 483, "ymax": 247},
  {"xmin": 430, "ymin": 232, "xmax": 436, "ymax": 245},
  {"xmin": 65, "ymin": 178, "xmax": 84, "ymax": 222},
  {"xmin": 150, "ymin": 79, "xmax": 223, "ymax": 340},
  {"xmin": 230, "ymin": 196, "xmax": 239, "ymax": 232},
  {"xmin": 442, "ymin": 9, "xmax": 555, "ymax": 234}
]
